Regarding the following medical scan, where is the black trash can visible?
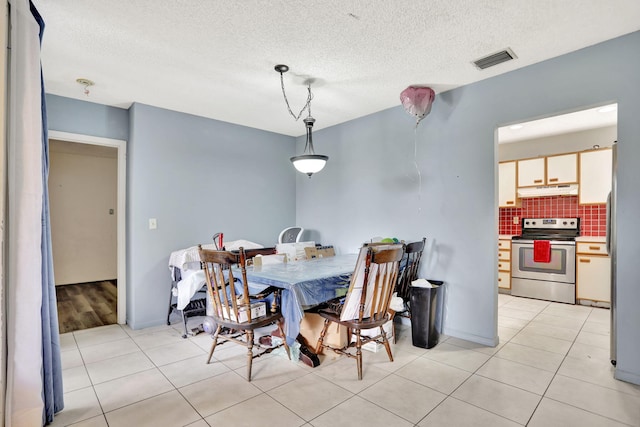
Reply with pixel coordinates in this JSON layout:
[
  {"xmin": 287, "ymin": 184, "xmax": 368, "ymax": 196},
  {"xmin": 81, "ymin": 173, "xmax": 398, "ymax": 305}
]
[{"xmin": 410, "ymin": 280, "xmax": 443, "ymax": 349}]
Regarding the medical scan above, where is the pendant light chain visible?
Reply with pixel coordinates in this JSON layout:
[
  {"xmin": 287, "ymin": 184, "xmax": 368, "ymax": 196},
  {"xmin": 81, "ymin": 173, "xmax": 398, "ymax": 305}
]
[{"xmin": 279, "ymin": 71, "xmax": 314, "ymax": 121}]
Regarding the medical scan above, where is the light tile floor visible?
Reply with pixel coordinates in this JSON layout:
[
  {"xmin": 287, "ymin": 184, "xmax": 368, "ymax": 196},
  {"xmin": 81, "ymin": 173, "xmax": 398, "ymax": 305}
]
[{"xmin": 51, "ymin": 294, "xmax": 640, "ymax": 426}]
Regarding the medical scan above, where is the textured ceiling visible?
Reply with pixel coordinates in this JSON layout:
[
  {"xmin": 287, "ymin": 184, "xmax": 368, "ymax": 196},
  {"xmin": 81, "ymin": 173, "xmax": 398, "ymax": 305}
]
[{"xmin": 35, "ymin": 0, "xmax": 640, "ymax": 137}]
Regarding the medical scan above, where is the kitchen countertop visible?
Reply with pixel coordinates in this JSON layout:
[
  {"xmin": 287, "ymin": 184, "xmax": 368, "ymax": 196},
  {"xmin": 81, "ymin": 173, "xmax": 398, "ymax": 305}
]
[
  {"xmin": 499, "ymin": 234, "xmax": 516, "ymax": 240},
  {"xmin": 575, "ymin": 236, "xmax": 607, "ymax": 242}
]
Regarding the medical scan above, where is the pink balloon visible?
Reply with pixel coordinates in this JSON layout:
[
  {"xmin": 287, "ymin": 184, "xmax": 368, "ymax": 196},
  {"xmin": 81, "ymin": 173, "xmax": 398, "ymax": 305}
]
[{"xmin": 400, "ymin": 86, "xmax": 435, "ymax": 123}]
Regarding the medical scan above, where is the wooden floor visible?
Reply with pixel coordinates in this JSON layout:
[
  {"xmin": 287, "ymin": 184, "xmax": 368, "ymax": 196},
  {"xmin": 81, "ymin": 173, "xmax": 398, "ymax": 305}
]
[{"xmin": 56, "ymin": 280, "xmax": 117, "ymax": 334}]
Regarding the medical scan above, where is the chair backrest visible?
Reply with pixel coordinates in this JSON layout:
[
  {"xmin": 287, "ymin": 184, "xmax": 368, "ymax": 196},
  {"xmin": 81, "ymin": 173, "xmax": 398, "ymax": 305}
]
[
  {"xmin": 340, "ymin": 244, "xmax": 405, "ymax": 322},
  {"xmin": 278, "ymin": 226, "xmax": 304, "ymax": 243},
  {"xmin": 396, "ymin": 237, "xmax": 426, "ymax": 301},
  {"xmin": 198, "ymin": 245, "xmax": 256, "ymax": 324}
]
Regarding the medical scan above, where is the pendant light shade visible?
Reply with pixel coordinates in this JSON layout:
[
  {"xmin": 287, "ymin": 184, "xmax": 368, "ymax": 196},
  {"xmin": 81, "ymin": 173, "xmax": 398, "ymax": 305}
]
[
  {"xmin": 276, "ymin": 64, "xmax": 329, "ymax": 177},
  {"xmin": 290, "ymin": 116, "xmax": 328, "ymax": 177}
]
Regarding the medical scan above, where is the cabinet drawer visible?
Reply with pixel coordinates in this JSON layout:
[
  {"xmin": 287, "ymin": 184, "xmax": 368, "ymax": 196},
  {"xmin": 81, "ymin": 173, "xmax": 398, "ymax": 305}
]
[
  {"xmin": 498, "ymin": 271, "xmax": 511, "ymax": 289},
  {"xmin": 498, "ymin": 250, "xmax": 511, "ymax": 261},
  {"xmin": 577, "ymin": 242, "xmax": 607, "ymax": 255},
  {"xmin": 498, "ymin": 240, "xmax": 511, "ymax": 250},
  {"xmin": 498, "ymin": 260, "xmax": 511, "ymax": 272}
]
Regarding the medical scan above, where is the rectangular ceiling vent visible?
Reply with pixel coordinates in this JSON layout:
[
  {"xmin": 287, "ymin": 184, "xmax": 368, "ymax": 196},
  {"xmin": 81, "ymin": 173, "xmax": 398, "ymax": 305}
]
[{"xmin": 473, "ymin": 48, "xmax": 517, "ymax": 70}]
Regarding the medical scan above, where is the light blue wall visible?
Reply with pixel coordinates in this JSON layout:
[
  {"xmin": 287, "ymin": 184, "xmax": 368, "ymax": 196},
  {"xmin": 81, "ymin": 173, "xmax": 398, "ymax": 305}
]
[
  {"xmin": 127, "ymin": 103, "xmax": 296, "ymax": 329},
  {"xmin": 298, "ymin": 31, "xmax": 640, "ymax": 384},
  {"xmin": 46, "ymin": 94, "xmax": 129, "ymax": 140}
]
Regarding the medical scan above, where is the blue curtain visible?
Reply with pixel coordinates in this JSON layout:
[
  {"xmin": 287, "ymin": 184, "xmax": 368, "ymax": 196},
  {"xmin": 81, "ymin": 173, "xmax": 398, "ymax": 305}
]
[{"xmin": 30, "ymin": 2, "xmax": 64, "ymax": 423}]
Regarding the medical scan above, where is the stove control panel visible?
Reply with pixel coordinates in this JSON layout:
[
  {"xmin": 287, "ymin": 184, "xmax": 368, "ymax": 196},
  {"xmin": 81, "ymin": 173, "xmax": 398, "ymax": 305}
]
[{"xmin": 522, "ymin": 218, "xmax": 579, "ymax": 230}]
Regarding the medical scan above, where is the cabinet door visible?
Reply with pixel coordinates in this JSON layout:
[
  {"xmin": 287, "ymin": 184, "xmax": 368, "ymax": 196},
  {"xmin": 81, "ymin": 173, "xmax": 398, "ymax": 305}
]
[
  {"xmin": 546, "ymin": 153, "xmax": 577, "ymax": 184},
  {"xmin": 498, "ymin": 161, "xmax": 518, "ymax": 207},
  {"xmin": 579, "ymin": 148, "xmax": 612, "ymax": 205},
  {"xmin": 576, "ymin": 255, "xmax": 611, "ymax": 302},
  {"xmin": 517, "ymin": 158, "xmax": 545, "ymax": 187}
]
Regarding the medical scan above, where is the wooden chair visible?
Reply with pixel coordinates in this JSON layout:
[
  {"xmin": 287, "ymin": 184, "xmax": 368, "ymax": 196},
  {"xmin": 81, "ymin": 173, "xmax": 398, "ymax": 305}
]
[
  {"xmin": 198, "ymin": 245, "xmax": 290, "ymax": 381},
  {"xmin": 315, "ymin": 244, "xmax": 404, "ymax": 379},
  {"xmin": 396, "ymin": 237, "xmax": 426, "ymax": 312}
]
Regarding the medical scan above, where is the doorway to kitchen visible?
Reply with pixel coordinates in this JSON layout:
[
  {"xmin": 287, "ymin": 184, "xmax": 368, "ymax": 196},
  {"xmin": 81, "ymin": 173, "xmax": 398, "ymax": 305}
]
[
  {"xmin": 48, "ymin": 131, "xmax": 127, "ymax": 331},
  {"xmin": 496, "ymin": 104, "xmax": 617, "ymax": 345}
]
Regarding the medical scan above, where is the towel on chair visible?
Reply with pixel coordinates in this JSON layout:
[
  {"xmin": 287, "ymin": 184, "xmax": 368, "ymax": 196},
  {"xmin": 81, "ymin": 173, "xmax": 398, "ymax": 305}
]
[{"xmin": 533, "ymin": 240, "xmax": 551, "ymax": 263}]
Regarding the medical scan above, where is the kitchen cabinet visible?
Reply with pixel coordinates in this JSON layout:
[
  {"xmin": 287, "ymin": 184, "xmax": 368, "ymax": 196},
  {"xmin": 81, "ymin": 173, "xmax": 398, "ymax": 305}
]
[
  {"xmin": 498, "ymin": 161, "xmax": 519, "ymax": 208},
  {"xmin": 546, "ymin": 153, "xmax": 578, "ymax": 184},
  {"xmin": 517, "ymin": 154, "xmax": 578, "ymax": 187},
  {"xmin": 579, "ymin": 148, "xmax": 612, "ymax": 205},
  {"xmin": 576, "ymin": 241, "xmax": 610, "ymax": 304},
  {"xmin": 498, "ymin": 239, "xmax": 511, "ymax": 290},
  {"xmin": 517, "ymin": 157, "xmax": 545, "ymax": 187}
]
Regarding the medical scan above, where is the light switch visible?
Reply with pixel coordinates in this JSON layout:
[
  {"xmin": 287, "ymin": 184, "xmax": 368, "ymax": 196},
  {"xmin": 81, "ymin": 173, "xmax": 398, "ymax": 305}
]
[
  {"xmin": 513, "ymin": 216, "xmax": 519, "ymax": 225},
  {"xmin": 149, "ymin": 218, "xmax": 157, "ymax": 230}
]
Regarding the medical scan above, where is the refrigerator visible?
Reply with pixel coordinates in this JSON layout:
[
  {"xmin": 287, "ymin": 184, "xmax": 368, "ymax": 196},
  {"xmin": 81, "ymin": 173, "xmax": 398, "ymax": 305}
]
[{"xmin": 607, "ymin": 142, "xmax": 617, "ymax": 366}]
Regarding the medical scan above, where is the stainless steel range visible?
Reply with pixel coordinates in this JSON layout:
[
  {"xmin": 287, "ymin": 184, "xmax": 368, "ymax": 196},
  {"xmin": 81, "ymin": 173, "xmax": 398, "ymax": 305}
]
[{"xmin": 511, "ymin": 218, "xmax": 580, "ymax": 304}]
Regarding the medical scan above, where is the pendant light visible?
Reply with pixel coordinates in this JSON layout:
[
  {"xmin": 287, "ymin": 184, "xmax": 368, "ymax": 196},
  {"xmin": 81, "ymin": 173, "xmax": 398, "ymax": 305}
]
[{"xmin": 275, "ymin": 64, "xmax": 328, "ymax": 177}]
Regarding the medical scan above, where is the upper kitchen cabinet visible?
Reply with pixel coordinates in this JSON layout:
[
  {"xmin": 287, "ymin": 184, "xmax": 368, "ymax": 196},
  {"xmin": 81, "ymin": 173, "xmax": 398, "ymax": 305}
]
[
  {"xmin": 499, "ymin": 161, "xmax": 519, "ymax": 207},
  {"xmin": 517, "ymin": 157, "xmax": 545, "ymax": 187},
  {"xmin": 579, "ymin": 148, "xmax": 612, "ymax": 204},
  {"xmin": 517, "ymin": 153, "xmax": 578, "ymax": 187},
  {"xmin": 546, "ymin": 153, "xmax": 578, "ymax": 185}
]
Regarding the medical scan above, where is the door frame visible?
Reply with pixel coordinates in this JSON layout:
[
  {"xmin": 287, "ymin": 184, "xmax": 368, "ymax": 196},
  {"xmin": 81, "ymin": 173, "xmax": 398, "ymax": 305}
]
[{"xmin": 48, "ymin": 130, "xmax": 127, "ymax": 324}]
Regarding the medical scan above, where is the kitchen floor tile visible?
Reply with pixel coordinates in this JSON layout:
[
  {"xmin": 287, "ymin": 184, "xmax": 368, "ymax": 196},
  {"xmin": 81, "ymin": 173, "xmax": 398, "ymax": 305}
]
[
  {"xmin": 79, "ymin": 337, "xmax": 140, "ymax": 364},
  {"xmin": 567, "ymin": 341, "xmax": 611, "ymax": 362},
  {"xmin": 528, "ymin": 397, "xmax": 629, "ymax": 427},
  {"xmin": 533, "ymin": 312, "xmax": 586, "ymax": 330},
  {"xmin": 237, "ymin": 354, "xmax": 309, "ymax": 391},
  {"xmin": 179, "ymin": 371, "xmax": 261, "ymax": 417},
  {"xmin": 395, "ymin": 357, "xmax": 471, "ymax": 395},
  {"xmin": 104, "ymin": 390, "xmax": 202, "ymax": 427},
  {"xmin": 62, "ymin": 365, "xmax": 92, "ymax": 393},
  {"xmin": 576, "ymin": 330, "xmax": 611, "ymax": 349},
  {"xmin": 93, "ymin": 368, "xmax": 174, "ymax": 413},
  {"xmin": 204, "ymin": 393, "xmax": 305, "ymax": 427},
  {"xmin": 452, "ymin": 375, "xmax": 542, "ymax": 425},
  {"xmin": 499, "ymin": 307, "xmax": 538, "ymax": 321},
  {"xmin": 66, "ymin": 415, "xmax": 109, "ymax": 427},
  {"xmin": 545, "ymin": 375, "xmax": 640, "ymax": 426},
  {"xmin": 495, "ymin": 342, "xmax": 564, "ymax": 372},
  {"xmin": 423, "ymin": 341, "xmax": 492, "ymax": 372},
  {"xmin": 85, "ymin": 351, "xmax": 154, "ymax": 384},
  {"xmin": 587, "ymin": 307, "xmax": 611, "ymax": 323},
  {"xmin": 359, "ymin": 344, "xmax": 420, "ymax": 372},
  {"xmin": 130, "ymin": 328, "xmax": 186, "ymax": 350},
  {"xmin": 158, "ymin": 354, "xmax": 230, "ymax": 388},
  {"xmin": 417, "ymin": 396, "xmax": 521, "ymax": 427},
  {"xmin": 558, "ymin": 355, "xmax": 640, "ymax": 397},
  {"xmin": 476, "ymin": 356, "xmax": 555, "ymax": 395},
  {"xmin": 59, "ymin": 332, "xmax": 78, "ymax": 351},
  {"xmin": 142, "ymin": 339, "xmax": 205, "ymax": 366},
  {"xmin": 497, "ymin": 315, "xmax": 529, "ymax": 330},
  {"xmin": 268, "ymin": 373, "xmax": 354, "ymax": 421},
  {"xmin": 581, "ymin": 320, "xmax": 610, "ymax": 335},
  {"xmin": 73, "ymin": 325, "xmax": 129, "ymax": 348},
  {"xmin": 521, "ymin": 321, "xmax": 580, "ymax": 341},
  {"xmin": 510, "ymin": 329, "xmax": 572, "ymax": 355},
  {"xmin": 48, "ymin": 387, "xmax": 103, "ymax": 427},
  {"xmin": 359, "ymin": 374, "xmax": 446, "ymax": 423},
  {"xmin": 312, "ymin": 353, "xmax": 390, "ymax": 394},
  {"xmin": 61, "ymin": 347, "xmax": 84, "ymax": 370},
  {"xmin": 310, "ymin": 395, "xmax": 413, "ymax": 427}
]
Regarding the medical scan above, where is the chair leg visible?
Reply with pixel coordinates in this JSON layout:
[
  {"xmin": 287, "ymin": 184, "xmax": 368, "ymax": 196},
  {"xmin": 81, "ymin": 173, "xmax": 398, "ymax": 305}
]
[
  {"xmin": 180, "ymin": 310, "xmax": 188, "ymax": 338},
  {"xmin": 355, "ymin": 329, "xmax": 363, "ymax": 380},
  {"xmin": 277, "ymin": 320, "xmax": 291, "ymax": 360},
  {"xmin": 315, "ymin": 319, "xmax": 331, "ymax": 354},
  {"xmin": 381, "ymin": 326, "xmax": 394, "ymax": 362},
  {"xmin": 246, "ymin": 330, "xmax": 254, "ymax": 381},
  {"xmin": 207, "ymin": 324, "xmax": 222, "ymax": 364}
]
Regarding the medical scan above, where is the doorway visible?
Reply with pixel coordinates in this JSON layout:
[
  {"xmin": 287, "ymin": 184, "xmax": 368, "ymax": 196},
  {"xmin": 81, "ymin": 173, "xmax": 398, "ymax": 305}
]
[
  {"xmin": 48, "ymin": 131, "xmax": 127, "ymax": 328},
  {"xmin": 495, "ymin": 103, "xmax": 617, "ymax": 347}
]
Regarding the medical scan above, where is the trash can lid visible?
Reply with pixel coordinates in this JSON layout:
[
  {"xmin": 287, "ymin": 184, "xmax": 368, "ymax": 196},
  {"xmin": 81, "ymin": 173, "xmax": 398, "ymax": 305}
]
[{"xmin": 411, "ymin": 278, "xmax": 442, "ymax": 288}]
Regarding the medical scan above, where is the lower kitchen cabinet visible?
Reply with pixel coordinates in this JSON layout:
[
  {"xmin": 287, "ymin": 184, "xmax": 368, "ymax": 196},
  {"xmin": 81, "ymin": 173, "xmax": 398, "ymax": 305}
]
[
  {"xmin": 576, "ymin": 242, "xmax": 610, "ymax": 305},
  {"xmin": 498, "ymin": 239, "xmax": 511, "ymax": 290}
]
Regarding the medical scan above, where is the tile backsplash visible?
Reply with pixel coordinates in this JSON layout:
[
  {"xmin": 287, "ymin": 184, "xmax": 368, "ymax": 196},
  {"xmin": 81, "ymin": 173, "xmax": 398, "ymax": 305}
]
[{"xmin": 499, "ymin": 195, "xmax": 606, "ymax": 236}]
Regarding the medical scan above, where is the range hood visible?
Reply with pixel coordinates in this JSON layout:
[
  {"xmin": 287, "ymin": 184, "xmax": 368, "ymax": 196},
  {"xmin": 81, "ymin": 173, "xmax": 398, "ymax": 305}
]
[{"xmin": 517, "ymin": 184, "xmax": 579, "ymax": 198}]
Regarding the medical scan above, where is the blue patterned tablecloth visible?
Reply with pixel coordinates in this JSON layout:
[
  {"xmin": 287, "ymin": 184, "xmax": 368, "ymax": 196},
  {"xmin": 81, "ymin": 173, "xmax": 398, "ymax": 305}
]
[{"xmin": 241, "ymin": 254, "xmax": 357, "ymax": 344}]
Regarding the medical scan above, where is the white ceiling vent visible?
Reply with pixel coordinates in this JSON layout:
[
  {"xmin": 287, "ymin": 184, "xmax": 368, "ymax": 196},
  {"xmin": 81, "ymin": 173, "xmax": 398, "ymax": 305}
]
[{"xmin": 473, "ymin": 48, "xmax": 517, "ymax": 70}]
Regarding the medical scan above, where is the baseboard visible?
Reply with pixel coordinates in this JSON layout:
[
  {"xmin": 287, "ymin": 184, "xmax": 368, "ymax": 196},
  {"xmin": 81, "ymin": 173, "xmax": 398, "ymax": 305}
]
[
  {"xmin": 442, "ymin": 326, "xmax": 498, "ymax": 347},
  {"xmin": 614, "ymin": 367, "xmax": 640, "ymax": 386}
]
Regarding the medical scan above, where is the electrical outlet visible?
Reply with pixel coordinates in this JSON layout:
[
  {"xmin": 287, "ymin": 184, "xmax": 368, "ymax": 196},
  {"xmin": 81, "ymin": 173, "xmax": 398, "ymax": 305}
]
[
  {"xmin": 149, "ymin": 218, "xmax": 157, "ymax": 230},
  {"xmin": 513, "ymin": 216, "xmax": 519, "ymax": 225}
]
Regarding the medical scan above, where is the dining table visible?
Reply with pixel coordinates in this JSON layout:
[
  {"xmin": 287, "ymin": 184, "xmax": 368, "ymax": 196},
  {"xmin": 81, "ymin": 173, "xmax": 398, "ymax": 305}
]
[{"xmin": 241, "ymin": 253, "xmax": 358, "ymax": 345}]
